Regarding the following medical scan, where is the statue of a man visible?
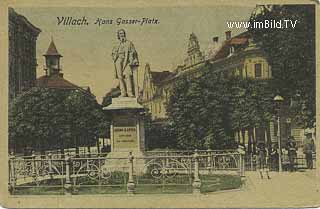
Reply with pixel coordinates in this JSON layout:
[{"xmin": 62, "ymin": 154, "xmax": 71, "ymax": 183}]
[{"xmin": 112, "ymin": 29, "xmax": 139, "ymax": 97}]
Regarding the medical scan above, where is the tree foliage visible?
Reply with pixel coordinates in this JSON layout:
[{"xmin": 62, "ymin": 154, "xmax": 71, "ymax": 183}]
[
  {"xmin": 166, "ymin": 64, "xmax": 276, "ymax": 150},
  {"xmin": 249, "ymin": 5, "xmax": 315, "ymax": 128},
  {"xmin": 144, "ymin": 115, "xmax": 177, "ymax": 150},
  {"xmin": 9, "ymin": 87, "xmax": 108, "ymax": 153},
  {"xmin": 229, "ymin": 77, "xmax": 275, "ymax": 130}
]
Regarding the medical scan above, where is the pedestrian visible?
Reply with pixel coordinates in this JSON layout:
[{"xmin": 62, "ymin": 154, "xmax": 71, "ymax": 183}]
[
  {"xmin": 257, "ymin": 142, "xmax": 270, "ymax": 179},
  {"xmin": 270, "ymin": 143, "xmax": 279, "ymax": 171},
  {"xmin": 286, "ymin": 136, "xmax": 297, "ymax": 172},
  {"xmin": 303, "ymin": 129, "xmax": 315, "ymax": 169}
]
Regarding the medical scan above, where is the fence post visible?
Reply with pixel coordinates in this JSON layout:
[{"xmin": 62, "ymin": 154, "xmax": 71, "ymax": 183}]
[
  {"xmin": 31, "ymin": 151, "xmax": 37, "ymax": 180},
  {"xmin": 243, "ymin": 154, "xmax": 246, "ymax": 176},
  {"xmin": 127, "ymin": 152, "xmax": 135, "ymax": 194},
  {"xmin": 165, "ymin": 148, "xmax": 169, "ymax": 167},
  {"xmin": 48, "ymin": 152, "xmax": 53, "ymax": 178},
  {"xmin": 192, "ymin": 150, "xmax": 201, "ymax": 194},
  {"xmin": 238, "ymin": 154, "xmax": 243, "ymax": 177},
  {"xmin": 9, "ymin": 153, "xmax": 16, "ymax": 194},
  {"xmin": 64, "ymin": 153, "xmax": 72, "ymax": 195},
  {"xmin": 237, "ymin": 146, "xmax": 245, "ymax": 177},
  {"xmin": 207, "ymin": 149, "xmax": 212, "ymax": 169}
]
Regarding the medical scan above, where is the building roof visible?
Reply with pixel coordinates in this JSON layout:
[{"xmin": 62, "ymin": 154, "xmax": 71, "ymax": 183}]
[
  {"xmin": 44, "ymin": 40, "xmax": 62, "ymax": 56},
  {"xmin": 212, "ymin": 31, "xmax": 250, "ymax": 60},
  {"xmin": 151, "ymin": 71, "xmax": 175, "ymax": 85},
  {"xmin": 9, "ymin": 8, "xmax": 41, "ymax": 35},
  {"xmin": 36, "ymin": 74, "xmax": 79, "ymax": 89},
  {"xmin": 229, "ymin": 38, "xmax": 248, "ymax": 45}
]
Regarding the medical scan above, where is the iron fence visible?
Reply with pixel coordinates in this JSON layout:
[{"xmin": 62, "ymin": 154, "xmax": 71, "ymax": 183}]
[{"xmin": 8, "ymin": 150, "xmax": 244, "ymax": 195}]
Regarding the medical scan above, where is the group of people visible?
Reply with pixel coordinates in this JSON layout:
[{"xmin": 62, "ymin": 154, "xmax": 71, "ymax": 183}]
[{"xmin": 255, "ymin": 130, "xmax": 316, "ymax": 179}]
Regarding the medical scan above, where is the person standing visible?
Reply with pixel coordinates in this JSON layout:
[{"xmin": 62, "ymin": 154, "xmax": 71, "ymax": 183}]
[
  {"xmin": 257, "ymin": 142, "xmax": 270, "ymax": 179},
  {"xmin": 286, "ymin": 136, "xmax": 297, "ymax": 172},
  {"xmin": 303, "ymin": 129, "xmax": 315, "ymax": 169},
  {"xmin": 270, "ymin": 143, "xmax": 279, "ymax": 171}
]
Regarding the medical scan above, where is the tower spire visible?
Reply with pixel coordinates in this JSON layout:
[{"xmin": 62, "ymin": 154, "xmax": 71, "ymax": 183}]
[{"xmin": 43, "ymin": 38, "xmax": 63, "ymax": 76}]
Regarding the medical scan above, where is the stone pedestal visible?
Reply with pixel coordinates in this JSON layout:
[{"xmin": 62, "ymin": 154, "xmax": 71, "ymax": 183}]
[{"xmin": 103, "ymin": 97, "xmax": 146, "ymax": 172}]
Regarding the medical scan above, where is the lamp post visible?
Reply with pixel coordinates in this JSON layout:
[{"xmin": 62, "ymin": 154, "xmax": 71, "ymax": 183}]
[{"xmin": 274, "ymin": 95, "xmax": 284, "ymax": 172}]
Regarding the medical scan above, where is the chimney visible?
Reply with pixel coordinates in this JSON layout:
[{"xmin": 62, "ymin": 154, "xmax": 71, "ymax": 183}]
[
  {"xmin": 225, "ymin": 31, "xmax": 231, "ymax": 40},
  {"xmin": 212, "ymin": 36, "xmax": 219, "ymax": 43}
]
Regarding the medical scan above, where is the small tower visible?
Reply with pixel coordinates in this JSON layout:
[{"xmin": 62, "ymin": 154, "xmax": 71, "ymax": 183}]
[
  {"xmin": 184, "ymin": 33, "xmax": 203, "ymax": 67},
  {"xmin": 43, "ymin": 38, "xmax": 62, "ymax": 76}
]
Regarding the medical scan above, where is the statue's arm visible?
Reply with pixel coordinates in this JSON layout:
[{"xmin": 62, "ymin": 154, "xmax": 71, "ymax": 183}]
[
  {"xmin": 111, "ymin": 46, "xmax": 118, "ymax": 62},
  {"xmin": 111, "ymin": 46, "xmax": 118, "ymax": 78}
]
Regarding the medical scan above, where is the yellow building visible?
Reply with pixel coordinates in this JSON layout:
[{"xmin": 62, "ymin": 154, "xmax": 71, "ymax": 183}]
[
  {"xmin": 141, "ymin": 31, "xmax": 305, "ymax": 149},
  {"xmin": 142, "ymin": 31, "xmax": 272, "ymax": 115},
  {"xmin": 141, "ymin": 63, "xmax": 174, "ymax": 119}
]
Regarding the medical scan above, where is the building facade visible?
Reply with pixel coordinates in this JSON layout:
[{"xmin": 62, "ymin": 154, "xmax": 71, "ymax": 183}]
[
  {"xmin": 142, "ymin": 31, "xmax": 272, "ymax": 119},
  {"xmin": 141, "ymin": 30, "xmax": 305, "ymax": 150},
  {"xmin": 141, "ymin": 63, "xmax": 174, "ymax": 119},
  {"xmin": 9, "ymin": 8, "xmax": 41, "ymax": 100}
]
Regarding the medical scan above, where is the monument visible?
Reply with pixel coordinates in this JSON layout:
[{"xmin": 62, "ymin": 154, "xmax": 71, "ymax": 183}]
[
  {"xmin": 103, "ymin": 29, "xmax": 146, "ymax": 171},
  {"xmin": 111, "ymin": 28, "xmax": 139, "ymax": 97}
]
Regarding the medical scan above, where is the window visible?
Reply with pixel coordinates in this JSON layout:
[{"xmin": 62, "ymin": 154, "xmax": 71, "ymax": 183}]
[
  {"xmin": 254, "ymin": 63, "xmax": 262, "ymax": 78},
  {"xmin": 229, "ymin": 46, "xmax": 235, "ymax": 55}
]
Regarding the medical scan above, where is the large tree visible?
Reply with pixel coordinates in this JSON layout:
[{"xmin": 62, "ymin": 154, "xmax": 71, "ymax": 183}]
[
  {"xmin": 166, "ymin": 64, "xmax": 276, "ymax": 151},
  {"xmin": 229, "ymin": 77, "xmax": 275, "ymax": 152},
  {"xmin": 166, "ymin": 65, "xmax": 236, "ymax": 150},
  {"xmin": 249, "ymin": 5, "xmax": 315, "ymax": 128},
  {"xmin": 9, "ymin": 87, "xmax": 108, "ymax": 154}
]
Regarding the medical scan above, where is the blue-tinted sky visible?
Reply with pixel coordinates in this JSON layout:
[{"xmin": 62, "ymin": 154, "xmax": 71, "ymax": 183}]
[{"xmin": 15, "ymin": 6, "xmax": 254, "ymax": 102}]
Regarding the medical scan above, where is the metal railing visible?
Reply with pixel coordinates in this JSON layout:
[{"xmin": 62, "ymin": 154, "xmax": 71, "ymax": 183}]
[{"xmin": 8, "ymin": 150, "xmax": 244, "ymax": 195}]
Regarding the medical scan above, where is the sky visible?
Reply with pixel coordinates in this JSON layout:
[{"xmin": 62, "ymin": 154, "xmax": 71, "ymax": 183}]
[{"xmin": 15, "ymin": 6, "xmax": 254, "ymax": 103}]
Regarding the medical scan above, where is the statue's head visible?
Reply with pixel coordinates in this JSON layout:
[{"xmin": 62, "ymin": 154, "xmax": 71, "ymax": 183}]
[{"xmin": 117, "ymin": 29, "xmax": 126, "ymax": 42}]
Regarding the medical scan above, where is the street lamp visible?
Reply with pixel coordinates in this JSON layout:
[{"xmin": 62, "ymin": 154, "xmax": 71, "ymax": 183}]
[{"xmin": 274, "ymin": 95, "xmax": 284, "ymax": 172}]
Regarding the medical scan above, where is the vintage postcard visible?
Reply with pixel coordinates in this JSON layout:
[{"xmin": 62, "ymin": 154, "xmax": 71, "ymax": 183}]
[{"xmin": 0, "ymin": 0, "xmax": 319, "ymax": 208}]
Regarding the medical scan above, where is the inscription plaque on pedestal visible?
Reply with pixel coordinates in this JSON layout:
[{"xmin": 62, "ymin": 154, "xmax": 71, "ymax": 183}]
[{"xmin": 113, "ymin": 126, "xmax": 137, "ymax": 149}]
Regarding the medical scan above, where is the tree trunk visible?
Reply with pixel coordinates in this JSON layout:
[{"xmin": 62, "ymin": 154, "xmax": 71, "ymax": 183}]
[
  {"xmin": 40, "ymin": 142, "xmax": 45, "ymax": 159},
  {"xmin": 266, "ymin": 123, "xmax": 272, "ymax": 153},
  {"xmin": 237, "ymin": 130, "xmax": 240, "ymax": 144},
  {"xmin": 75, "ymin": 136, "xmax": 80, "ymax": 157},
  {"xmin": 248, "ymin": 129, "xmax": 252, "ymax": 154},
  {"xmin": 252, "ymin": 127, "xmax": 257, "ymax": 154},
  {"xmin": 60, "ymin": 138, "xmax": 65, "ymax": 158},
  {"xmin": 97, "ymin": 138, "xmax": 100, "ymax": 154},
  {"xmin": 241, "ymin": 129, "xmax": 246, "ymax": 145},
  {"xmin": 87, "ymin": 145, "xmax": 91, "ymax": 157}
]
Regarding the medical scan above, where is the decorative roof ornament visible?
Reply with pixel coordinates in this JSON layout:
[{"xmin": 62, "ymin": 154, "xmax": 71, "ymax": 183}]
[{"xmin": 44, "ymin": 38, "xmax": 62, "ymax": 57}]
